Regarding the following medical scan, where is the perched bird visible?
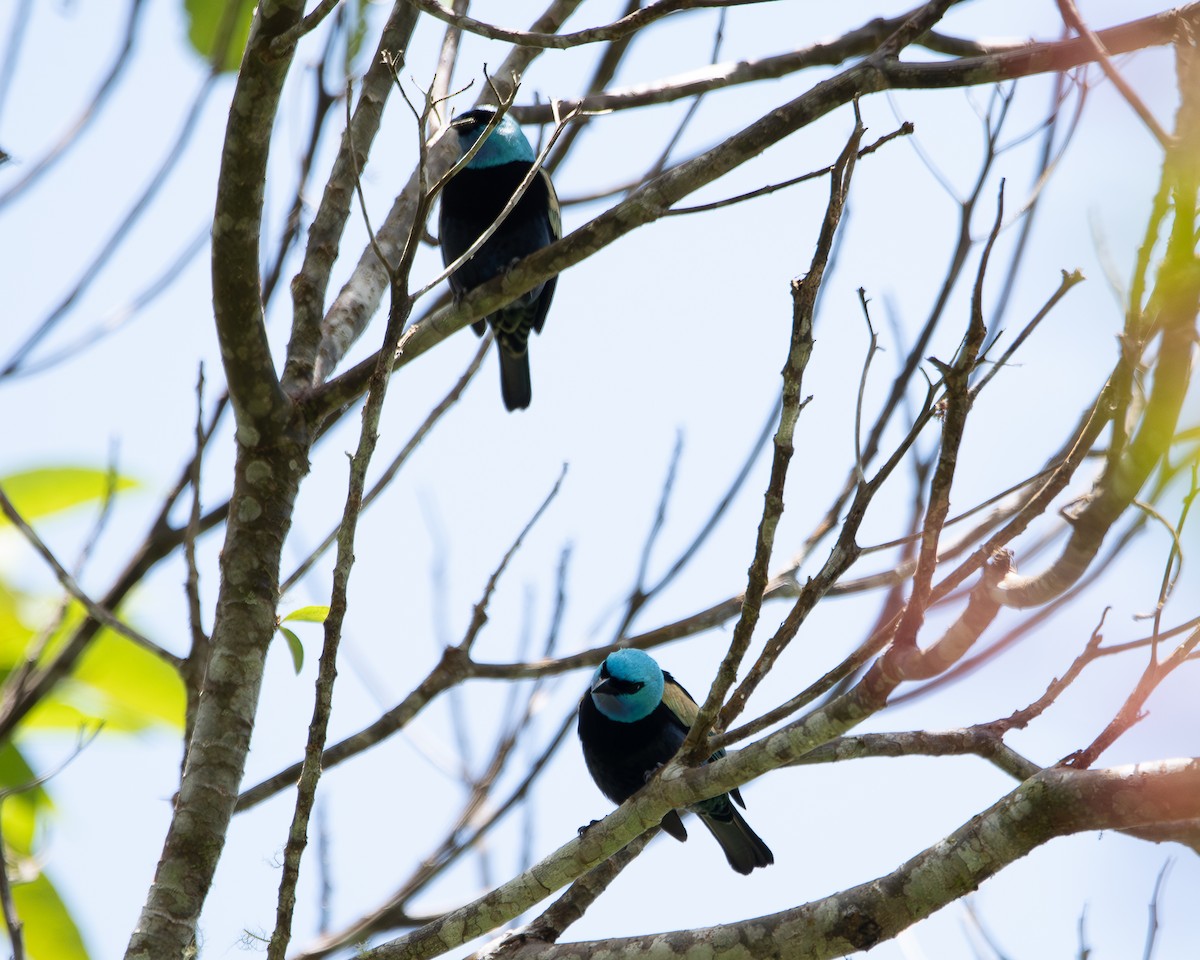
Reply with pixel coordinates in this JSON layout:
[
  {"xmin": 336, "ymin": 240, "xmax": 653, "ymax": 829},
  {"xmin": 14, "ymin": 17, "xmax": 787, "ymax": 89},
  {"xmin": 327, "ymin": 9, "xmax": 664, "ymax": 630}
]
[
  {"xmin": 439, "ymin": 107, "xmax": 561, "ymax": 411},
  {"xmin": 577, "ymin": 648, "xmax": 774, "ymax": 874}
]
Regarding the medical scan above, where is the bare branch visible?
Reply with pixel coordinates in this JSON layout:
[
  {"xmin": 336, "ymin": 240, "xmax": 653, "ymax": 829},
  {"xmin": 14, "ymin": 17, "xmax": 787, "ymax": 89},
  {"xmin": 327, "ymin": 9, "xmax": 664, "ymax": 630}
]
[
  {"xmin": 1054, "ymin": 0, "xmax": 1172, "ymax": 148},
  {"xmin": 1063, "ymin": 624, "xmax": 1200, "ymax": 769},
  {"xmin": 888, "ymin": 180, "xmax": 1002, "ymax": 665},
  {"xmin": 406, "ymin": 0, "xmax": 770, "ymax": 50},
  {"xmin": 1142, "ymin": 859, "xmax": 1174, "ymax": 960},
  {"xmin": 310, "ymin": 2, "xmax": 1200, "ymax": 421},
  {"xmin": 489, "ymin": 832, "xmax": 657, "ymax": 954},
  {"xmin": 0, "ymin": 485, "xmax": 180, "ymax": 667},
  {"xmin": 2, "ymin": 74, "xmax": 221, "ymax": 379},
  {"xmin": 125, "ymin": 0, "xmax": 315, "ymax": 951},
  {"xmin": 0, "ymin": 0, "xmax": 146, "ymax": 210},
  {"xmin": 972, "ymin": 268, "xmax": 1086, "ymax": 397},
  {"xmin": 692, "ymin": 107, "xmax": 862, "ymax": 750},
  {"xmin": 238, "ymin": 465, "xmax": 567, "ymax": 814},
  {"xmin": 281, "ymin": 336, "xmax": 489, "ymax": 594},
  {"xmin": 269, "ymin": 0, "xmax": 344, "ymax": 55},
  {"xmin": 282, "ymin": 2, "xmax": 422, "ymax": 394},
  {"xmin": 666, "ymin": 121, "xmax": 912, "ymax": 216},
  {"xmin": 989, "ymin": 37, "xmax": 1200, "ymax": 607},
  {"xmin": 362, "ymin": 753, "xmax": 1200, "ymax": 960}
]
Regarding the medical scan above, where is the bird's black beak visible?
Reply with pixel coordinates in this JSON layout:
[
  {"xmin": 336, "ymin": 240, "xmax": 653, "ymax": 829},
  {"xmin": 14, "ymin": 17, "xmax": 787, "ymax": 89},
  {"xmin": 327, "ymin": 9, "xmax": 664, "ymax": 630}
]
[{"xmin": 591, "ymin": 676, "xmax": 616, "ymax": 696}]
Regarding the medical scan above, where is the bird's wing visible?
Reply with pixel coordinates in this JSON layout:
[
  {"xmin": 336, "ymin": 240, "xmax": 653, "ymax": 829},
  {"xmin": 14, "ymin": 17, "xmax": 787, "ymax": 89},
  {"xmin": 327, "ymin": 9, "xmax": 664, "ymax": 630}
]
[
  {"xmin": 662, "ymin": 673, "xmax": 740, "ymax": 805},
  {"xmin": 540, "ymin": 167, "xmax": 561, "ymax": 242},
  {"xmin": 661, "ymin": 674, "xmax": 699, "ymax": 731},
  {"xmin": 529, "ymin": 167, "xmax": 560, "ymax": 335},
  {"xmin": 530, "ymin": 275, "xmax": 557, "ymax": 335}
]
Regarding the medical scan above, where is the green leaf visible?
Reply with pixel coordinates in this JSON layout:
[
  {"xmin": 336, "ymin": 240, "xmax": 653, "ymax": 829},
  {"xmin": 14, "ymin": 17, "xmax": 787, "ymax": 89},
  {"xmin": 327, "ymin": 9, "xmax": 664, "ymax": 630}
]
[
  {"xmin": 276, "ymin": 607, "xmax": 326, "ymax": 674},
  {"xmin": 0, "ymin": 582, "xmax": 35, "ymax": 666},
  {"xmin": 9, "ymin": 871, "xmax": 89, "ymax": 960},
  {"xmin": 24, "ymin": 685, "xmax": 158, "ymax": 733},
  {"xmin": 281, "ymin": 605, "xmax": 330, "ymax": 624},
  {"xmin": 19, "ymin": 615, "xmax": 184, "ymax": 734},
  {"xmin": 279, "ymin": 627, "xmax": 304, "ymax": 674},
  {"xmin": 0, "ymin": 742, "xmax": 52, "ymax": 855},
  {"xmin": 0, "ymin": 467, "xmax": 137, "ymax": 523},
  {"xmin": 183, "ymin": 0, "xmax": 256, "ymax": 73},
  {"xmin": 71, "ymin": 628, "xmax": 184, "ymax": 729}
]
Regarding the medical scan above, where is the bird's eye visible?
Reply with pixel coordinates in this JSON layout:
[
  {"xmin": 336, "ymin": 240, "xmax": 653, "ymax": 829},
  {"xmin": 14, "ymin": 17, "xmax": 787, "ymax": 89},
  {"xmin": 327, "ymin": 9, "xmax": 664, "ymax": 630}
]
[{"xmin": 631, "ymin": 682, "xmax": 644, "ymax": 692}]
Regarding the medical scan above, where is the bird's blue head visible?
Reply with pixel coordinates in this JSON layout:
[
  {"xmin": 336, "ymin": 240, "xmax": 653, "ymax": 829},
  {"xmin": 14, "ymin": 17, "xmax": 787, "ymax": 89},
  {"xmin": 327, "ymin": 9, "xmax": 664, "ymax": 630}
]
[
  {"xmin": 450, "ymin": 108, "xmax": 536, "ymax": 169},
  {"xmin": 590, "ymin": 648, "xmax": 664, "ymax": 723}
]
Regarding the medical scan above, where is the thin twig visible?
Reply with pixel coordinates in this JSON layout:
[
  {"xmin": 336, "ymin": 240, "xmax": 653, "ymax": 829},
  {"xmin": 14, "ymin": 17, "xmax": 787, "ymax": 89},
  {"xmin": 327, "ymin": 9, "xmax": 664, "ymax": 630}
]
[
  {"xmin": 406, "ymin": 0, "xmax": 769, "ymax": 50},
  {"xmin": 9, "ymin": 227, "xmax": 210, "ymax": 380},
  {"xmin": 1063, "ymin": 624, "xmax": 1200, "ymax": 769},
  {"xmin": 1146, "ymin": 463, "xmax": 1197, "ymax": 647},
  {"xmin": 266, "ymin": 71, "xmax": 452, "ymax": 960},
  {"xmin": 971, "ymin": 268, "xmax": 1085, "ymax": 398},
  {"xmin": 888, "ymin": 179, "xmax": 1002, "ymax": 663},
  {"xmin": 2, "ymin": 73, "xmax": 221, "ymax": 376},
  {"xmin": 491, "ymin": 831, "xmax": 656, "ymax": 953},
  {"xmin": 0, "ymin": 0, "xmax": 33, "ymax": 128},
  {"xmin": 1141, "ymin": 859, "xmax": 1173, "ymax": 960},
  {"xmin": 408, "ymin": 97, "xmax": 578, "ymax": 302},
  {"xmin": 690, "ymin": 104, "xmax": 863, "ymax": 753},
  {"xmin": 0, "ymin": 0, "xmax": 146, "ymax": 209},
  {"xmin": 1055, "ymin": 0, "xmax": 1171, "ymax": 148},
  {"xmin": 280, "ymin": 336, "xmax": 490, "ymax": 595},
  {"xmin": 269, "ymin": 0, "xmax": 344, "ymax": 55},
  {"xmin": 0, "ymin": 486, "xmax": 180, "ymax": 667},
  {"xmin": 854, "ymin": 288, "xmax": 881, "ymax": 484},
  {"xmin": 239, "ymin": 466, "xmax": 568, "ymax": 815},
  {"xmin": 667, "ymin": 122, "xmax": 913, "ymax": 216}
]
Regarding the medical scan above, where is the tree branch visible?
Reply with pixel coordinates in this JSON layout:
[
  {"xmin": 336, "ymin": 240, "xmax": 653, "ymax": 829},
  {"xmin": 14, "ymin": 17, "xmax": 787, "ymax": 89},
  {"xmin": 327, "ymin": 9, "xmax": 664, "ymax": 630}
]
[
  {"xmin": 486, "ymin": 760, "xmax": 1200, "ymax": 960},
  {"xmin": 124, "ymin": 2, "xmax": 313, "ymax": 954},
  {"xmin": 405, "ymin": 0, "xmax": 771, "ymax": 50}
]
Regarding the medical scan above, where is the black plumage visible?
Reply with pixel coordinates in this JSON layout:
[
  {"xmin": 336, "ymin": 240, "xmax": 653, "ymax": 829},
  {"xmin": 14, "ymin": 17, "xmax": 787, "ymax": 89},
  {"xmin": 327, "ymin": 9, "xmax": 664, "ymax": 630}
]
[
  {"xmin": 439, "ymin": 109, "xmax": 560, "ymax": 411},
  {"xmin": 577, "ymin": 650, "xmax": 774, "ymax": 875}
]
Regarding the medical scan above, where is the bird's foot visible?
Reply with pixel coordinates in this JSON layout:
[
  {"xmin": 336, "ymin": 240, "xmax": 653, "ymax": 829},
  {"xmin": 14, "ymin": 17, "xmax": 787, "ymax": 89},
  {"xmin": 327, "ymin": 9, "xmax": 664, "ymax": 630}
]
[
  {"xmin": 643, "ymin": 762, "xmax": 665, "ymax": 784},
  {"xmin": 577, "ymin": 819, "xmax": 602, "ymax": 837}
]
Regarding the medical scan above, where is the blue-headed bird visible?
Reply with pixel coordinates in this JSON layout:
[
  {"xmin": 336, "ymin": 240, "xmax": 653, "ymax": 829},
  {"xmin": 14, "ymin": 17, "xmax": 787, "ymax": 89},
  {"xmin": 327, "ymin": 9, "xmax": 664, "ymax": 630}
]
[
  {"xmin": 439, "ymin": 107, "xmax": 561, "ymax": 411},
  {"xmin": 576, "ymin": 648, "xmax": 774, "ymax": 874}
]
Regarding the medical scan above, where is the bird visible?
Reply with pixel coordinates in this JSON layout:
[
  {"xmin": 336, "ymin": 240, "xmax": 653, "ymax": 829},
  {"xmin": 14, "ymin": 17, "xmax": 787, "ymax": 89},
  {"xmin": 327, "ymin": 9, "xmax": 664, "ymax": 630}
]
[
  {"xmin": 576, "ymin": 648, "xmax": 774, "ymax": 874},
  {"xmin": 438, "ymin": 107, "xmax": 561, "ymax": 411}
]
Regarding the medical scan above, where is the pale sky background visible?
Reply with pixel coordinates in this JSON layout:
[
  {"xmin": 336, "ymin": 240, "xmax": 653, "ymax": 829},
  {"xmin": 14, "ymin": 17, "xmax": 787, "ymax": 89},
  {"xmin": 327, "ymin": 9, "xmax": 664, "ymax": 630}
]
[{"xmin": 1, "ymin": 1, "xmax": 1198, "ymax": 958}]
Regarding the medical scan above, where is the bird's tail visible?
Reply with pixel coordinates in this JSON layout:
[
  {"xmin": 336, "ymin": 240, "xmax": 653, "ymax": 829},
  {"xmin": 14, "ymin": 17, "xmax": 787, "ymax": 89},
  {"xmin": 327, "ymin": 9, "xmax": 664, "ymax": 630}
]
[
  {"xmin": 497, "ymin": 346, "xmax": 532, "ymax": 411},
  {"xmin": 699, "ymin": 807, "xmax": 774, "ymax": 875}
]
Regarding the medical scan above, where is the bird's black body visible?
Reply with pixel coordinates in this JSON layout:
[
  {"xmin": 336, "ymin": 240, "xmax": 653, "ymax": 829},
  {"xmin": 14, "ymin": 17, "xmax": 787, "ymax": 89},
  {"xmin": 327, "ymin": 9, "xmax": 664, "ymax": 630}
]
[
  {"xmin": 578, "ymin": 692, "xmax": 696, "ymax": 823},
  {"xmin": 577, "ymin": 653, "xmax": 774, "ymax": 875},
  {"xmin": 439, "ymin": 109, "xmax": 559, "ymax": 411}
]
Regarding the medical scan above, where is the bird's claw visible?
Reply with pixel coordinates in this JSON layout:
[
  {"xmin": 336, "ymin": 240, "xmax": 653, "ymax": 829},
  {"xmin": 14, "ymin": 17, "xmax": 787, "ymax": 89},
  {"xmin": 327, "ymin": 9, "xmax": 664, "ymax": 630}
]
[
  {"xmin": 643, "ymin": 762, "xmax": 665, "ymax": 784},
  {"xmin": 577, "ymin": 819, "xmax": 601, "ymax": 837}
]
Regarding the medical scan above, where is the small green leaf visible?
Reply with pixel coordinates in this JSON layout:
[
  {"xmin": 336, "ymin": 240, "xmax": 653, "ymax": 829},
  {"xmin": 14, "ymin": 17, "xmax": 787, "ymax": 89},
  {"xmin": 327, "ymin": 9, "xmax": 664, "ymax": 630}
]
[
  {"xmin": 0, "ymin": 467, "xmax": 137, "ymax": 523},
  {"xmin": 279, "ymin": 627, "xmax": 304, "ymax": 674},
  {"xmin": 281, "ymin": 605, "xmax": 330, "ymax": 624},
  {"xmin": 183, "ymin": 0, "xmax": 256, "ymax": 73},
  {"xmin": 9, "ymin": 871, "xmax": 89, "ymax": 960}
]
